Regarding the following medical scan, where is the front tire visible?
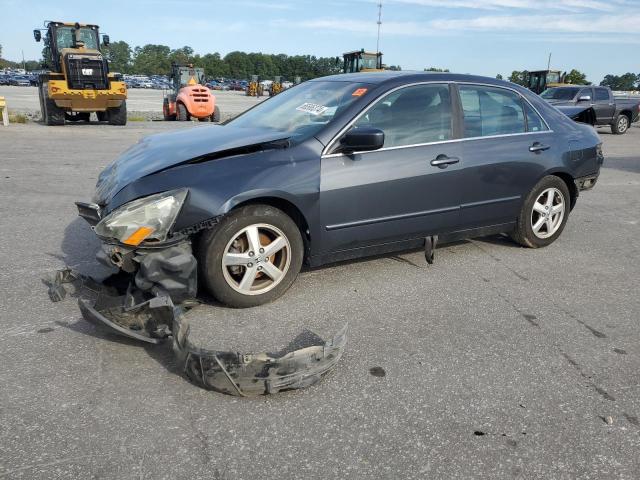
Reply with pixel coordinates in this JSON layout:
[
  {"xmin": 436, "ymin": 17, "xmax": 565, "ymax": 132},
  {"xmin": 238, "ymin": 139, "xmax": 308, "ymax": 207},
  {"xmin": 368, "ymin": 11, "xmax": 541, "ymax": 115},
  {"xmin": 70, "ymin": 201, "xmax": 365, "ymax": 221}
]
[
  {"xmin": 177, "ymin": 103, "xmax": 189, "ymax": 121},
  {"xmin": 41, "ymin": 83, "xmax": 65, "ymax": 126},
  {"xmin": 211, "ymin": 105, "xmax": 221, "ymax": 123},
  {"xmin": 197, "ymin": 205, "xmax": 304, "ymax": 308},
  {"xmin": 510, "ymin": 175, "xmax": 570, "ymax": 248},
  {"xmin": 611, "ymin": 114, "xmax": 630, "ymax": 135},
  {"xmin": 107, "ymin": 101, "xmax": 127, "ymax": 125}
]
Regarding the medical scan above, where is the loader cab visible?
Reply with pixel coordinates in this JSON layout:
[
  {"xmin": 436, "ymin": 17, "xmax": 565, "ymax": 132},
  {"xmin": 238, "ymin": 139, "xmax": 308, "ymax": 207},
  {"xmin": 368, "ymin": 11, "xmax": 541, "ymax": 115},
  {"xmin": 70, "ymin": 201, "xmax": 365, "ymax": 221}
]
[
  {"xmin": 525, "ymin": 70, "xmax": 566, "ymax": 95},
  {"xmin": 171, "ymin": 64, "xmax": 206, "ymax": 91},
  {"xmin": 35, "ymin": 22, "xmax": 105, "ymax": 72},
  {"xmin": 343, "ymin": 49, "xmax": 383, "ymax": 74}
]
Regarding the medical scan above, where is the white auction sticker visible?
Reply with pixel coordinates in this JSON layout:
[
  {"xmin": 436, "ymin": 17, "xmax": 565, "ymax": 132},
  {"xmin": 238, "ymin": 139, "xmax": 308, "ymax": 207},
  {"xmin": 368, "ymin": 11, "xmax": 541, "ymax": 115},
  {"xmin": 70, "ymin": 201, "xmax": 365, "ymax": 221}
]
[{"xmin": 296, "ymin": 103, "xmax": 328, "ymax": 116}]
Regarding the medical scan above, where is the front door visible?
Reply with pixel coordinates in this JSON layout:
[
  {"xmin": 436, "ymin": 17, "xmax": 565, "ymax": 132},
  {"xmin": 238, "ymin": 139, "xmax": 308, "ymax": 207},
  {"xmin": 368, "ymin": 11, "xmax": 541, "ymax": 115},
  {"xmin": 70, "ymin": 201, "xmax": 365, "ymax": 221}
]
[{"xmin": 319, "ymin": 83, "xmax": 463, "ymax": 254}]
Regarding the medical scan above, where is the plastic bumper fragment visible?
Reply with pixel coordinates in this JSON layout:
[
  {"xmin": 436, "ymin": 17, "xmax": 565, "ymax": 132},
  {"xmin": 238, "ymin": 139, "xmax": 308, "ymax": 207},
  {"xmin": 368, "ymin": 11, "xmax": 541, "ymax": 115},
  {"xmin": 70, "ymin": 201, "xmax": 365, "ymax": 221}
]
[{"xmin": 173, "ymin": 315, "xmax": 348, "ymax": 396}]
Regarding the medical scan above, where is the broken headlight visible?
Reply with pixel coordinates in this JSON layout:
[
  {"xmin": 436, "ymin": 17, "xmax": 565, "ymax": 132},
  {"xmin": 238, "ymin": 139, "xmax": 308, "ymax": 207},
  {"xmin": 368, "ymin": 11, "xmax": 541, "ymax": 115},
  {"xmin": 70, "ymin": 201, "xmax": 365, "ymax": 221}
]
[{"xmin": 95, "ymin": 189, "xmax": 188, "ymax": 246}]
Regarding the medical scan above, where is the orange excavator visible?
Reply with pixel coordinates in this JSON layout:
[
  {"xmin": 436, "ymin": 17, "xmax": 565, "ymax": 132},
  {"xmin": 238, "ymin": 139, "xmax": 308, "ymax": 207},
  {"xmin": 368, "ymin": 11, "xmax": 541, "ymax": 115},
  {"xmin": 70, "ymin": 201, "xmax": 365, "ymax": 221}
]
[{"xmin": 163, "ymin": 64, "xmax": 220, "ymax": 122}]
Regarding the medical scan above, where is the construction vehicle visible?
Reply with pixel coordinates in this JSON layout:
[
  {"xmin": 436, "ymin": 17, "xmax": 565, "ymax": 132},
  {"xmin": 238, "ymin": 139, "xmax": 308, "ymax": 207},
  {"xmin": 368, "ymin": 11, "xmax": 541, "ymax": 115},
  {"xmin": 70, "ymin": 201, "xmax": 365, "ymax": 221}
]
[
  {"xmin": 342, "ymin": 49, "xmax": 383, "ymax": 73},
  {"xmin": 163, "ymin": 64, "xmax": 220, "ymax": 122},
  {"xmin": 269, "ymin": 76, "xmax": 283, "ymax": 96},
  {"xmin": 246, "ymin": 75, "xmax": 262, "ymax": 97},
  {"xmin": 33, "ymin": 21, "xmax": 127, "ymax": 125},
  {"xmin": 525, "ymin": 70, "xmax": 567, "ymax": 95}
]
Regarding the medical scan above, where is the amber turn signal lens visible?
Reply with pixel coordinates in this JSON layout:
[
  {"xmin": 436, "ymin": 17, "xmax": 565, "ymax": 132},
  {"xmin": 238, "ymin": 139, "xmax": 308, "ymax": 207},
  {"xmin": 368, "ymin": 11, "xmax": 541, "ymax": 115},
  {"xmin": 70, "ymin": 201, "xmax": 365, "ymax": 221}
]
[{"xmin": 122, "ymin": 226, "xmax": 155, "ymax": 246}]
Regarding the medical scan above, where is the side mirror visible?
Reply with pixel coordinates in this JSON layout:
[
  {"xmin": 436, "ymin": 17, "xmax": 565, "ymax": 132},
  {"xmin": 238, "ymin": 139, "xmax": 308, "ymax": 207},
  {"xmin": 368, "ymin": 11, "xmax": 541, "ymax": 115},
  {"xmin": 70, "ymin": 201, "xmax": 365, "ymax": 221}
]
[
  {"xmin": 33, "ymin": 30, "xmax": 41, "ymax": 42},
  {"xmin": 102, "ymin": 34, "xmax": 110, "ymax": 46},
  {"xmin": 578, "ymin": 95, "xmax": 591, "ymax": 102},
  {"xmin": 339, "ymin": 127, "xmax": 385, "ymax": 154}
]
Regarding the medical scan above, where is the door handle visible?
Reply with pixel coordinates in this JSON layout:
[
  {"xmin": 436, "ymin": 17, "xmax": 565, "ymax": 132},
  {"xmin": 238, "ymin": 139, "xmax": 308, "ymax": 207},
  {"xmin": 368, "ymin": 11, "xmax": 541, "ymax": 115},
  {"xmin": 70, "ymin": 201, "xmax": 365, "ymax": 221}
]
[
  {"xmin": 529, "ymin": 142, "xmax": 550, "ymax": 153},
  {"xmin": 431, "ymin": 155, "xmax": 460, "ymax": 168}
]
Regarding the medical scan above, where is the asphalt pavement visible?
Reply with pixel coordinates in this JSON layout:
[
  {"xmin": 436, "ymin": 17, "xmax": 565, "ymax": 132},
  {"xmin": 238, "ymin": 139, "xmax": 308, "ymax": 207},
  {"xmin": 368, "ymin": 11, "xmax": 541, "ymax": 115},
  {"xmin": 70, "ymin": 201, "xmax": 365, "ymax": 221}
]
[{"xmin": 0, "ymin": 122, "xmax": 638, "ymax": 479}]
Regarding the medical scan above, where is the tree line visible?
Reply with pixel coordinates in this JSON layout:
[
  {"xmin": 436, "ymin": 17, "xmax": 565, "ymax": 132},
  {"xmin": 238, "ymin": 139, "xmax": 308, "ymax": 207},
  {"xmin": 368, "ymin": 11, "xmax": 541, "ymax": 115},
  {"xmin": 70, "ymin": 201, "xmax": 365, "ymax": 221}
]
[
  {"xmin": 103, "ymin": 42, "xmax": 343, "ymax": 80},
  {"xmin": 2, "ymin": 41, "xmax": 640, "ymax": 89}
]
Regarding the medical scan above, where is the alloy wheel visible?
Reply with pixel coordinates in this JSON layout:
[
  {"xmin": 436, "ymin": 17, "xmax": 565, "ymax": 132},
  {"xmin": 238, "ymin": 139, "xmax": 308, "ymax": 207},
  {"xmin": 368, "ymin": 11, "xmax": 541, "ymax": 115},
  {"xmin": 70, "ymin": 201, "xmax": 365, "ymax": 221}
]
[
  {"xmin": 221, "ymin": 223, "xmax": 291, "ymax": 295},
  {"xmin": 531, "ymin": 187, "xmax": 565, "ymax": 239},
  {"xmin": 618, "ymin": 116, "xmax": 629, "ymax": 133}
]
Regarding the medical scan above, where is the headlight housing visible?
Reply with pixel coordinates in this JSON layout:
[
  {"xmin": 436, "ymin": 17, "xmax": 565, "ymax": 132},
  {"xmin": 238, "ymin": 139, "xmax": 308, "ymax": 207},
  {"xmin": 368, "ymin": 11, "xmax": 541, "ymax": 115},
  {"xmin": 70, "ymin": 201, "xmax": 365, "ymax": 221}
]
[{"xmin": 95, "ymin": 189, "xmax": 188, "ymax": 246}]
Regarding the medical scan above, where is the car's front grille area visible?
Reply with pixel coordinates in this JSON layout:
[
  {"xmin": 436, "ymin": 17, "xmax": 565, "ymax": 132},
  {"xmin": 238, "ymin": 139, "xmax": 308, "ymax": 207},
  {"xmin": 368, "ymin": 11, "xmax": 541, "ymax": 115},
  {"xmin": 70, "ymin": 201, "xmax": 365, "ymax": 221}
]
[{"xmin": 65, "ymin": 54, "xmax": 109, "ymax": 90}]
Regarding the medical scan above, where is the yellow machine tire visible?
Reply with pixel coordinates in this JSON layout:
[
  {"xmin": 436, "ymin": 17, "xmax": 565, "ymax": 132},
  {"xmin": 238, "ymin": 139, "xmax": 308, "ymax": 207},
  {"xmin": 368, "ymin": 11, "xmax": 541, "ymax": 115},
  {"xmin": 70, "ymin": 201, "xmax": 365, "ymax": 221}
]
[
  {"xmin": 212, "ymin": 105, "xmax": 221, "ymax": 123},
  {"xmin": 107, "ymin": 101, "xmax": 127, "ymax": 126},
  {"xmin": 41, "ymin": 83, "xmax": 65, "ymax": 126}
]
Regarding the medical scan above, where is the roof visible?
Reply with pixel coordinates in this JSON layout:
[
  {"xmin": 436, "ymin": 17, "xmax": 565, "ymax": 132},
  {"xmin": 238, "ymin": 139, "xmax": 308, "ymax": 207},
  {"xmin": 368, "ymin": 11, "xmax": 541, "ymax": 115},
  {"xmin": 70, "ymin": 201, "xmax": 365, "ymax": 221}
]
[{"xmin": 314, "ymin": 71, "xmax": 523, "ymax": 89}]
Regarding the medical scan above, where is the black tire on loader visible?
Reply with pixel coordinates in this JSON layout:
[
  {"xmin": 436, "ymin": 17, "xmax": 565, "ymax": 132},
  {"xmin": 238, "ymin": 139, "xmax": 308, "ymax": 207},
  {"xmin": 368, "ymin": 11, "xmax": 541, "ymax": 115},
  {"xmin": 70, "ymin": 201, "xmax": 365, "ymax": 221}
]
[
  {"xmin": 107, "ymin": 101, "xmax": 127, "ymax": 126},
  {"xmin": 211, "ymin": 105, "xmax": 221, "ymax": 123},
  {"xmin": 163, "ymin": 98, "xmax": 175, "ymax": 121},
  {"xmin": 40, "ymin": 83, "xmax": 65, "ymax": 126},
  {"xmin": 177, "ymin": 102, "xmax": 189, "ymax": 121},
  {"xmin": 96, "ymin": 111, "xmax": 108, "ymax": 122}
]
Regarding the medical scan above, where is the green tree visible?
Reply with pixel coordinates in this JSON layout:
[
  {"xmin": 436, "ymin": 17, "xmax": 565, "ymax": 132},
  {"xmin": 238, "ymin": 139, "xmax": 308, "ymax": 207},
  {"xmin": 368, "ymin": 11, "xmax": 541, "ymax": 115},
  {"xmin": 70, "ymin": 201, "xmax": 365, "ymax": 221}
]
[
  {"xmin": 509, "ymin": 70, "xmax": 527, "ymax": 86},
  {"xmin": 424, "ymin": 67, "xmax": 449, "ymax": 72},
  {"xmin": 600, "ymin": 73, "xmax": 639, "ymax": 91},
  {"xmin": 496, "ymin": 74, "xmax": 503, "ymax": 80},
  {"xmin": 132, "ymin": 44, "xmax": 171, "ymax": 75},
  {"xmin": 564, "ymin": 69, "xmax": 589, "ymax": 85},
  {"xmin": 103, "ymin": 40, "xmax": 132, "ymax": 73}
]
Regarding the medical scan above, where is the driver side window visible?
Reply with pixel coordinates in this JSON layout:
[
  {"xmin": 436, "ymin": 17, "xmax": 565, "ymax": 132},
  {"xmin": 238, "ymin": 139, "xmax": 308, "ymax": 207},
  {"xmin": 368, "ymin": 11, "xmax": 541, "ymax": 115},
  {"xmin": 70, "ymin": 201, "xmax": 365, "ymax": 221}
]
[{"xmin": 354, "ymin": 84, "xmax": 452, "ymax": 148}]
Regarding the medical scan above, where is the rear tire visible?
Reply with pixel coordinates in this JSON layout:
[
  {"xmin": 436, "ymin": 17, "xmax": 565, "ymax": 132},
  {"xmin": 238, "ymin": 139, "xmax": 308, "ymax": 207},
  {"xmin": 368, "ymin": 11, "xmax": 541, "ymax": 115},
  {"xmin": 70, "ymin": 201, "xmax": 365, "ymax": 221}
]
[
  {"xmin": 197, "ymin": 205, "xmax": 304, "ymax": 308},
  {"xmin": 177, "ymin": 103, "xmax": 189, "ymax": 121},
  {"xmin": 611, "ymin": 114, "xmax": 630, "ymax": 135},
  {"xmin": 107, "ymin": 101, "xmax": 127, "ymax": 125},
  {"xmin": 211, "ymin": 105, "xmax": 221, "ymax": 123},
  {"xmin": 162, "ymin": 99, "xmax": 175, "ymax": 121},
  {"xmin": 96, "ymin": 111, "xmax": 108, "ymax": 122},
  {"xmin": 510, "ymin": 175, "xmax": 570, "ymax": 248},
  {"xmin": 41, "ymin": 83, "xmax": 65, "ymax": 126}
]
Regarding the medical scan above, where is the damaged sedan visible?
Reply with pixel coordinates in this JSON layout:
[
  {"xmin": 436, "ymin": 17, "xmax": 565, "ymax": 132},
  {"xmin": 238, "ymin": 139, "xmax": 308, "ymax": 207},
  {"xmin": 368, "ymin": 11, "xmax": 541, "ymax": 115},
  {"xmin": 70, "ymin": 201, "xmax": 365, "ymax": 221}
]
[{"xmin": 78, "ymin": 72, "xmax": 603, "ymax": 318}]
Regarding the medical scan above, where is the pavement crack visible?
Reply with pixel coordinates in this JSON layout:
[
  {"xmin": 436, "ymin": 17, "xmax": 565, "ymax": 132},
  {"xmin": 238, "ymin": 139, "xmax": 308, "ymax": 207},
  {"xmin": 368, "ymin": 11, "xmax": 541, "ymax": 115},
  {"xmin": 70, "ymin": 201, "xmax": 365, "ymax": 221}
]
[{"xmin": 560, "ymin": 351, "xmax": 616, "ymax": 402}]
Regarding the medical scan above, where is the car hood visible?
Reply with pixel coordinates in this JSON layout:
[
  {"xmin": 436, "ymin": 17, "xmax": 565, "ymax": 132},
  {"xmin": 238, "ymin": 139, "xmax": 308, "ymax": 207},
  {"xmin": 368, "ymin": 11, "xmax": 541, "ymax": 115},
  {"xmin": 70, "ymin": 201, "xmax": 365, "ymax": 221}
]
[{"xmin": 94, "ymin": 125, "xmax": 290, "ymax": 206}]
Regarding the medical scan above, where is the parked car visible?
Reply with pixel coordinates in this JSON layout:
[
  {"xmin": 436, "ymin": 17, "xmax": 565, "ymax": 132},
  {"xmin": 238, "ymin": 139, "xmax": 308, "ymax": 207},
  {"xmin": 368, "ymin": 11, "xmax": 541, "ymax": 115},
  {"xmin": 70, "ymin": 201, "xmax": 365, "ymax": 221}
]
[
  {"xmin": 541, "ymin": 85, "xmax": 640, "ymax": 134},
  {"xmin": 0, "ymin": 74, "xmax": 10, "ymax": 85},
  {"xmin": 78, "ymin": 72, "xmax": 603, "ymax": 309},
  {"xmin": 8, "ymin": 75, "xmax": 32, "ymax": 86}
]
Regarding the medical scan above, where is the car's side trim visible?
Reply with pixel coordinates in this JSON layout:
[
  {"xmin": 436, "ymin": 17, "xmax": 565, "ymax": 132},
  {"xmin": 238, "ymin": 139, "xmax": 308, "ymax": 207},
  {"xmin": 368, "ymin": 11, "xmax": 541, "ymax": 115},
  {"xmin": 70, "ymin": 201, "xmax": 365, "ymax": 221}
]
[
  {"xmin": 325, "ymin": 205, "xmax": 460, "ymax": 231},
  {"xmin": 461, "ymin": 195, "xmax": 521, "ymax": 209},
  {"xmin": 321, "ymin": 80, "xmax": 553, "ymax": 159},
  {"xmin": 324, "ymin": 194, "xmax": 522, "ymax": 231}
]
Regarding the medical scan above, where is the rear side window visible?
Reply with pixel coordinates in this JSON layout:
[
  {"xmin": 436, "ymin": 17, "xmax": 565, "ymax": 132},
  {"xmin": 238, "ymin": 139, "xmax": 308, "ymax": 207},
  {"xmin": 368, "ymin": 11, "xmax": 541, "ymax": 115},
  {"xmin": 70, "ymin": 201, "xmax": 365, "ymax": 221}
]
[
  {"xmin": 459, "ymin": 86, "xmax": 526, "ymax": 137},
  {"xmin": 594, "ymin": 88, "xmax": 609, "ymax": 102},
  {"xmin": 354, "ymin": 84, "xmax": 452, "ymax": 147},
  {"xmin": 523, "ymin": 102, "xmax": 548, "ymax": 132}
]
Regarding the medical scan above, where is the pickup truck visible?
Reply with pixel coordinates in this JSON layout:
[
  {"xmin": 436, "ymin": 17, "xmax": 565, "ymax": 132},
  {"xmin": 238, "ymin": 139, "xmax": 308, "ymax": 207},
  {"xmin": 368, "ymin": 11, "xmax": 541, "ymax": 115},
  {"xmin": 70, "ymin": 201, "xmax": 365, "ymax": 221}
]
[{"xmin": 540, "ymin": 85, "xmax": 640, "ymax": 134}]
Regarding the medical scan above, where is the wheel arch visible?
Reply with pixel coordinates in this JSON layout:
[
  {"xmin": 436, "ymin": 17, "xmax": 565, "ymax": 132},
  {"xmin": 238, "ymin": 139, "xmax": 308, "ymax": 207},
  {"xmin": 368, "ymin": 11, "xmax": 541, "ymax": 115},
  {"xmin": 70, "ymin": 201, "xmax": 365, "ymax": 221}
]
[
  {"xmin": 225, "ymin": 193, "xmax": 312, "ymax": 259},
  {"xmin": 546, "ymin": 170, "xmax": 578, "ymax": 210}
]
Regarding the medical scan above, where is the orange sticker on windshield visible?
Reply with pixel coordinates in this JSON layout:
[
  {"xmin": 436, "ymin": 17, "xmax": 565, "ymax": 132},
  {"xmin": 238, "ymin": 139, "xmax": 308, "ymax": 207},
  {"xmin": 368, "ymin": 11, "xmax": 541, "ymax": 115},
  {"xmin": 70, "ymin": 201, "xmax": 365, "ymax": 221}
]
[{"xmin": 352, "ymin": 88, "xmax": 368, "ymax": 97}]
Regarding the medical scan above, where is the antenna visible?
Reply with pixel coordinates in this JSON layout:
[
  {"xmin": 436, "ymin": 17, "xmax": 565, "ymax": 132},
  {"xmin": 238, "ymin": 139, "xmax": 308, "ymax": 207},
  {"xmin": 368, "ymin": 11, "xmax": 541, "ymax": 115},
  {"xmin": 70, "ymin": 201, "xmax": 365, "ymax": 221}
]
[
  {"xmin": 547, "ymin": 52, "xmax": 552, "ymax": 71},
  {"xmin": 376, "ymin": 1, "xmax": 383, "ymax": 54}
]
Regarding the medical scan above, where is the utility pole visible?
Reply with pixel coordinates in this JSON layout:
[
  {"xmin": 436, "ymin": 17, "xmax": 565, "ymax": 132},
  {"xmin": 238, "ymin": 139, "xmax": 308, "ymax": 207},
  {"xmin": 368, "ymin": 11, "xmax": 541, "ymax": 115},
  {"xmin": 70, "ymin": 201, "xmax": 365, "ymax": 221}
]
[
  {"xmin": 547, "ymin": 52, "xmax": 552, "ymax": 71},
  {"xmin": 22, "ymin": 50, "xmax": 25, "ymax": 71},
  {"xmin": 376, "ymin": 1, "xmax": 383, "ymax": 54}
]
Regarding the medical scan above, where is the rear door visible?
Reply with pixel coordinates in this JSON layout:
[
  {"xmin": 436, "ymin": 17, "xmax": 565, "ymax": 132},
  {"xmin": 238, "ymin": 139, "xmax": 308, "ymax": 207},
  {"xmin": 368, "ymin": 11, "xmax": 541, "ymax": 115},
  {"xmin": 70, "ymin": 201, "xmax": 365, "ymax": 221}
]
[
  {"xmin": 320, "ymin": 83, "xmax": 463, "ymax": 254},
  {"xmin": 455, "ymin": 84, "xmax": 554, "ymax": 229},
  {"xmin": 592, "ymin": 87, "xmax": 615, "ymax": 125}
]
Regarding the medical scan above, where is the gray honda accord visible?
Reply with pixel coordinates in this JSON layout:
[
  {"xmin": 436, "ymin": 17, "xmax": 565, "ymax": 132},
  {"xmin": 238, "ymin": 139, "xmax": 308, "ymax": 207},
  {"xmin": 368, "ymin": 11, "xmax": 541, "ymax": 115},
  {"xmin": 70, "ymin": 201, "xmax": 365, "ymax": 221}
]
[{"xmin": 78, "ymin": 71, "xmax": 603, "ymax": 309}]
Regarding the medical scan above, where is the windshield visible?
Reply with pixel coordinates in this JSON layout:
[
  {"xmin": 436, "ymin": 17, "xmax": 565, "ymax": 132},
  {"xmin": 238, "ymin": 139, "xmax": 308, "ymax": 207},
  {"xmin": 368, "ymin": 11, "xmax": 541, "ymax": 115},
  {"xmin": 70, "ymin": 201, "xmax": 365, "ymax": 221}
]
[
  {"xmin": 361, "ymin": 54, "xmax": 379, "ymax": 70},
  {"xmin": 541, "ymin": 87, "xmax": 580, "ymax": 100},
  {"xmin": 227, "ymin": 81, "xmax": 373, "ymax": 142},
  {"xmin": 55, "ymin": 26, "xmax": 99, "ymax": 50}
]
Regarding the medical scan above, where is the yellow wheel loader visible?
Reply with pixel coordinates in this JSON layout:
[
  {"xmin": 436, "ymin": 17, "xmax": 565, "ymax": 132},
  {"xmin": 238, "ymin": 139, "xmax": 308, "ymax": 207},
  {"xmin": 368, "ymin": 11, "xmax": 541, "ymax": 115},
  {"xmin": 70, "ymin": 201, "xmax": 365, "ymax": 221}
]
[
  {"xmin": 342, "ymin": 49, "xmax": 383, "ymax": 73},
  {"xmin": 33, "ymin": 21, "xmax": 127, "ymax": 126}
]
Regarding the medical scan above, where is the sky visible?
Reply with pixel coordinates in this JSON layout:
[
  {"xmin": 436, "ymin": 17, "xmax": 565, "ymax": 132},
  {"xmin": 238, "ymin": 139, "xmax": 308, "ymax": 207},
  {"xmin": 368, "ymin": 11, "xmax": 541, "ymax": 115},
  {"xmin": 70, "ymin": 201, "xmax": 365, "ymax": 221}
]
[{"xmin": 1, "ymin": 0, "xmax": 638, "ymax": 83}]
